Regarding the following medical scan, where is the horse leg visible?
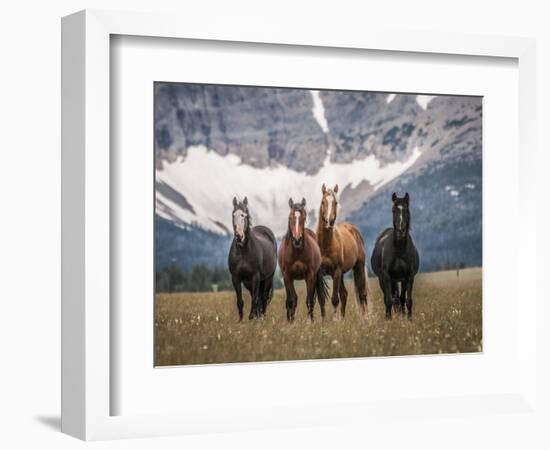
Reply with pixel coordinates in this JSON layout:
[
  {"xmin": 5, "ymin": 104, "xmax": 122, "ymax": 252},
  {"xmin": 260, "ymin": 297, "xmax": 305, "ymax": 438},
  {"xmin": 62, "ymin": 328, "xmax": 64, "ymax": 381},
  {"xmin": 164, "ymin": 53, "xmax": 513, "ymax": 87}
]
[
  {"xmin": 232, "ymin": 276, "xmax": 244, "ymax": 321},
  {"xmin": 405, "ymin": 277, "xmax": 415, "ymax": 319},
  {"xmin": 315, "ymin": 271, "xmax": 327, "ymax": 320},
  {"xmin": 289, "ymin": 281, "xmax": 298, "ymax": 322},
  {"xmin": 381, "ymin": 272, "xmax": 393, "ymax": 320},
  {"xmin": 284, "ymin": 284, "xmax": 292, "ymax": 322},
  {"xmin": 331, "ymin": 269, "xmax": 342, "ymax": 317},
  {"xmin": 283, "ymin": 274, "xmax": 297, "ymax": 322},
  {"xmin": 399, "ymin": 281, "xmax": 406, "ymax": 315},
  {"xmin": 257, "ymin": 279, "xmax": 266, "ymax": 317},
  {"xmin": 261, "ymin": 276, "xmax": 273, "ymax": 316},
  {"xmin": 392, "ymin": 281, "xmax": 399, "ymax": 313},
  {"xmin": 248, "ymin": 273, "xmax": 261, "ymax": 320},
  {"xmin": 339, "ymin": 273, "xmax": 348, "ymax": 318},
  {"xmin": 305, "ymin": 272, "xmax": 316, "ymax": 322},
  {"xmin": 290, "ymin": 282, "xmax": 298, "ymax": 322}
]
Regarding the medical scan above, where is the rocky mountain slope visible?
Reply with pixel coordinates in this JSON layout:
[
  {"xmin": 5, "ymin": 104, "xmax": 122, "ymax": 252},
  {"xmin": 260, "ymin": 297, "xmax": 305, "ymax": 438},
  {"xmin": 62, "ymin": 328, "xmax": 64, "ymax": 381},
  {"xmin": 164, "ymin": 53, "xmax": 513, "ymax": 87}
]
[{"xmin": 155, "ymin": 83, "xmax": 482, "ymax": 273}]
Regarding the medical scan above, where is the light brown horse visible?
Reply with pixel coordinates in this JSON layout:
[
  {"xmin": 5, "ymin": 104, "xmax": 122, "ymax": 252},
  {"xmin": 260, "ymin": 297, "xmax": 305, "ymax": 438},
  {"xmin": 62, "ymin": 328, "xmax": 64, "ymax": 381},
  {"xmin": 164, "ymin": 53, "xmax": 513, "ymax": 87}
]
[
  {"xmin": 278, "ymin": 198, "xmax": 329, "ymax": 322},
  {"xmin": 316, "ymin": 184, "xmax": 368, "ymax": 317}
]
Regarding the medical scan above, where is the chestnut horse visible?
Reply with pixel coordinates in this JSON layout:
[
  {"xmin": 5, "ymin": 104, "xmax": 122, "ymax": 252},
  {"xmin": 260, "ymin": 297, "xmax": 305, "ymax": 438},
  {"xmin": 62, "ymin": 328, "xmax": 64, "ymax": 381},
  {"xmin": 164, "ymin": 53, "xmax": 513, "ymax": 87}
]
[
  {"xmin": 316, "ymin": 184, "xmax": 368, "ymax": 318},
  {"xmin": 278, "ymin": 197, "xmax": 329, "ymax": 322}
]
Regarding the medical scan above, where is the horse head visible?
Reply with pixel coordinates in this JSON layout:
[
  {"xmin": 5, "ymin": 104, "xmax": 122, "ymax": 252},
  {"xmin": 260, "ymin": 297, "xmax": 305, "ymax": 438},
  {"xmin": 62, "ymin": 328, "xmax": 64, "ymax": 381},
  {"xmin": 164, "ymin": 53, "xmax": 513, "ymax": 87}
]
[
  {"xmin": 391, "ymin": 192, "xmax": 410, "ymax": 239},
  {"xmin": 288, "ymin": 197, "xmax": 307, "ymax": 249},
  {"xmin": 320, "ymin": 183, "xmax": 339, "ymax": 229},
  {"xmin": 232, "ymin": 196, "xmax": 250, "ymax": 246}
]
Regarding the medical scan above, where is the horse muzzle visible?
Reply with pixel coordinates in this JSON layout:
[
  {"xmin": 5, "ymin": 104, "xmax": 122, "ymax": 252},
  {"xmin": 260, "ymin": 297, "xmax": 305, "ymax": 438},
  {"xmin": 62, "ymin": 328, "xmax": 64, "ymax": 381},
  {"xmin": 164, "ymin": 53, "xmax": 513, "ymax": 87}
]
[{"xmin": 291, "ymin": 237, "xmax": 303, "ymax": 249}]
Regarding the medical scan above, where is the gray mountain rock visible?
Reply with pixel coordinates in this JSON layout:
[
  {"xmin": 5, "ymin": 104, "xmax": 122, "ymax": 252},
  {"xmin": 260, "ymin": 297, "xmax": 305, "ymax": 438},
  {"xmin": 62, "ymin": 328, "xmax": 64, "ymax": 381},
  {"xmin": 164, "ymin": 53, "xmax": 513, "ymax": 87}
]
[
  {"xmin": 154, "ymin": 84, "xmax": 482, "ymax": 273},
  {"xmin": 155, "ymin": 83, "xmax": 328, "ymax": 174}
]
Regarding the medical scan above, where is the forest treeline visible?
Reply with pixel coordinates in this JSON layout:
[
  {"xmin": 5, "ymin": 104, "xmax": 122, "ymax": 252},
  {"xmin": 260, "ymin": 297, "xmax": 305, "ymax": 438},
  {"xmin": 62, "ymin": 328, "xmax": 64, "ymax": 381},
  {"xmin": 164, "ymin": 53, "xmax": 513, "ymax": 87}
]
[{"xmin": 156, "ymin": 264, "xmax": 284, "ymax": 293}]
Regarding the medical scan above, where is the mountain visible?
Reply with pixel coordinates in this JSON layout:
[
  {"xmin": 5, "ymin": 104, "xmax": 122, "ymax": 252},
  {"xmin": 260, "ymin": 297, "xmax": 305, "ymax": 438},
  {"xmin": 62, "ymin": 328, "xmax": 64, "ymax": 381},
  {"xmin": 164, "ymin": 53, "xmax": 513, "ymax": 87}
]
[
  {"xmin": 155, "ymin": 83, "xmax": 482, "ymax": 273},
  {"xmin": 155, "ymin": 83, "xmax": 327, "ymax": 173}
]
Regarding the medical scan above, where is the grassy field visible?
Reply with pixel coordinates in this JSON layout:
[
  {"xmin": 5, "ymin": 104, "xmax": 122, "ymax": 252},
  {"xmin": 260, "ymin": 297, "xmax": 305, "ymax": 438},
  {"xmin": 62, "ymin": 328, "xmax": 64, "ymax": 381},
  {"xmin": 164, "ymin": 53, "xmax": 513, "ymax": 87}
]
[{"xmin": 155, "ymin": 268, "xmax": 482, "ymax": 366}]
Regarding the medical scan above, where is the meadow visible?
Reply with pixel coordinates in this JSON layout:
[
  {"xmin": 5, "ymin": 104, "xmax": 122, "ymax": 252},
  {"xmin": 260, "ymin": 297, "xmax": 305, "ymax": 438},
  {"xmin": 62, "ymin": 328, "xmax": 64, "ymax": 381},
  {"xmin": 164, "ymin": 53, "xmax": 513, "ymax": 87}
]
[{"xmin": 155, "ymin": 268, "xmax": 482, "ymax": 366}]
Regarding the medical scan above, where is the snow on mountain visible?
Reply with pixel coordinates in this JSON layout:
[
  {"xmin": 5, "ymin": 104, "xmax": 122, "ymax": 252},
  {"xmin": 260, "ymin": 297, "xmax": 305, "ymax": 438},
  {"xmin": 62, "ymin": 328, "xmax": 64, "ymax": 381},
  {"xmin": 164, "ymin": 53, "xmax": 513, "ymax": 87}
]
[
  {"xmin": 416, "ymin": 95, "xmax": 437, "ymax": 109},
  {"xmin": 310, "ymin": 90, "xmax": 329, "ymax": 133},
  {"xmin": 155, "ymin": 85, "xmax": 482, "ymax": 272},
  {"xmin": 156, "ymin": 145, "xmax": 422, "ymax": 236}
]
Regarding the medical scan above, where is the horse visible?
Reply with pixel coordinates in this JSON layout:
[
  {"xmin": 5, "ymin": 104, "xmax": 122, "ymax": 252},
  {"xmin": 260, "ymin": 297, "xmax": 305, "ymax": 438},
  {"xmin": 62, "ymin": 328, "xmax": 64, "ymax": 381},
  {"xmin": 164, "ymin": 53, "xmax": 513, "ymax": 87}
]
[
  {"xmin": 370, "ymin": 192, "xmax": 420, "ymax": 319},
  {"xmin": 227, "ymin": 196, "xmax": 278, "ymax": 321},
  {"xmin": 316, "ymin": 184, "xmax": 369, "ymax": 318},
  {"xmin": 278, "ymin": 197, "xmax": 329, "ymax": 322}
]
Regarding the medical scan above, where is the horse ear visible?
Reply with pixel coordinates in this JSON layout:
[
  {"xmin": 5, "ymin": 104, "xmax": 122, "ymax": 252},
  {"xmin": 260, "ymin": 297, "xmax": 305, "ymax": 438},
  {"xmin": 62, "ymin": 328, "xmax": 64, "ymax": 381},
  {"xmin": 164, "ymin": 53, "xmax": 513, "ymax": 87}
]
[
  {"xmin": 333, "ymin": 184, "xmax": 339, "ymax": 194},
  {"xmin": 243, "ymin": 196, "xmax": 248, "ymax": 206},
  {"xmin": 233, "ymin": 197, "xmax": 238, "ymax": 207},
  {"xmin": 392, "ymin": 192, "xmax": 397, "ymax": 202},
  {"xmin": 322, "ymin": 183, "xmax": 326, "ymax": 194},
  {"xmin": 404, "ymin": 193, "xmax": 409, "ymax": 204},
  {"xmin": 301, "ymin": 197, "xmax": 306, "ymax": 207},
  {"xmin": 288, "ymin": 198, "xmax": 294, "ymax": 208}
]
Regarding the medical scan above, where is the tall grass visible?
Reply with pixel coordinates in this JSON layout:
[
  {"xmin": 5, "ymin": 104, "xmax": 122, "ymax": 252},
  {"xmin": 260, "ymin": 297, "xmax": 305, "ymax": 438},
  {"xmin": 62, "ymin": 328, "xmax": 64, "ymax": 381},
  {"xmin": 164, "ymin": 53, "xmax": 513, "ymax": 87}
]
[{"xmin": 155, "ymin": 268, "xmax": 482, "ymax": 366}]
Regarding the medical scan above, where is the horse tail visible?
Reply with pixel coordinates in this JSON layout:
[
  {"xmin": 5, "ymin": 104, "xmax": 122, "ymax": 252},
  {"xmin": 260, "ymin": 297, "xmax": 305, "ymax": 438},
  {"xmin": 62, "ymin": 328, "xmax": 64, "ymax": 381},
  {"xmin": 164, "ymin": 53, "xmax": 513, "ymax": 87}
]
[
  {"xmin": 315, "ymin": 269, "xmax": 329, "ymax": 318},
  {"xmin": 352, "ymin": 262, "xmax": 369, "ymax": 315},
  {"xmin": 265, "ymin": 280, "xmax": 274, "ymax": 306}
]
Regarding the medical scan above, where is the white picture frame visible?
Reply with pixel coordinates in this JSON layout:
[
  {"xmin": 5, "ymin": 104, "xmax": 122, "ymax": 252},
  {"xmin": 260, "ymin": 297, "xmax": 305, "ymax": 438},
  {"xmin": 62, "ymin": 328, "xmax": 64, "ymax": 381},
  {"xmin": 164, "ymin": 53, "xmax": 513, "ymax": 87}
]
[{"xmin": 61, "ymin": 9, "xmax": 537, "ymax": 441}]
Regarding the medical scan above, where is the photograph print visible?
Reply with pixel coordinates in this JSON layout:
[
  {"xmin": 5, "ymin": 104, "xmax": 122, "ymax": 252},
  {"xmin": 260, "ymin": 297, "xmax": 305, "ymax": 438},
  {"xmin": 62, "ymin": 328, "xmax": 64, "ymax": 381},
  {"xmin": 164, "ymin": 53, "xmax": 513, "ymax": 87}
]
[{"xmin": 154, "ymin": 82, "xmax": 482, "ymax": 366}]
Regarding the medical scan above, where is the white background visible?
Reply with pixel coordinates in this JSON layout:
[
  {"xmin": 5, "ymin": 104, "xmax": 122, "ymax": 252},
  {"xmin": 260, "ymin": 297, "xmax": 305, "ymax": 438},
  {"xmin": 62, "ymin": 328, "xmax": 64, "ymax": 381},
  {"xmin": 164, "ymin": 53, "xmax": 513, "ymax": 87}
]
[{"xmin": 0, "ymin": 1, "xmax": 548, "ymax": 449}]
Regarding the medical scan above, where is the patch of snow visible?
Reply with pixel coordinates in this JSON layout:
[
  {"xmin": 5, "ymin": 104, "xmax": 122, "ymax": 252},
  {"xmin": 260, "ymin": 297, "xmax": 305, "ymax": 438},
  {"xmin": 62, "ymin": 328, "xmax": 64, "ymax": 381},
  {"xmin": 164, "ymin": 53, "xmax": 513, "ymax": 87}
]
[
  {"xmin": 310, "ymin": 90, "xmax": 329, "ymax": 133},
  {"xmin": 450, "ymin": 190, "xmax": 459, "ymax": 197},
  {"xmin": 386, "ymin": 93, "xmax": 396, "ymax": 104},
  {"xmin": 465, "ymin": 183, "xmax": 475, "ymax": 189},
  {"xmin": 445, "ymin": 185, "xmax": 453, "ymax": 191},
  {"xmin": 156, "ymin": 145, "xmax": 422, "ymax": 236},
  {"xmin": 156, "ymin": 192, "xmax": 222, "ymax": 233},
  {"xmin": 416, "ymin": 95, "xmax": 437, "ymax": 110}
]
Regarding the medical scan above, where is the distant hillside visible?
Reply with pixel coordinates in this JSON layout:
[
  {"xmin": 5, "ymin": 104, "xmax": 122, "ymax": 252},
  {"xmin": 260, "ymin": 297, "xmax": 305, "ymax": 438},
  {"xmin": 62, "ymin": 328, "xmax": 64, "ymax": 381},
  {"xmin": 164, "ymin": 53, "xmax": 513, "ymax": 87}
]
[{"xmin": 154, "ymin": 83, "xmax": 482, "ymax": 274}]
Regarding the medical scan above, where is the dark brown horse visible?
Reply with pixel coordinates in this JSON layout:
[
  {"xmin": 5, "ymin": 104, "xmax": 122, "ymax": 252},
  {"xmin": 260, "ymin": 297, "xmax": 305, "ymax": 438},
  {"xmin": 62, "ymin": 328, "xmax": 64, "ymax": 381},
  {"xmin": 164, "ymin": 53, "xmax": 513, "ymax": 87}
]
[
  {"xmin": 228, "ymin": 197, "xmax": 278, "ymax": 321},
  {"xmin": 316, "ymin": 184, "xmax": 368, "ymax": 318},
  {"xmin": 278, "ymin": 197, "xmax": 328, "ymax": 322}
]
